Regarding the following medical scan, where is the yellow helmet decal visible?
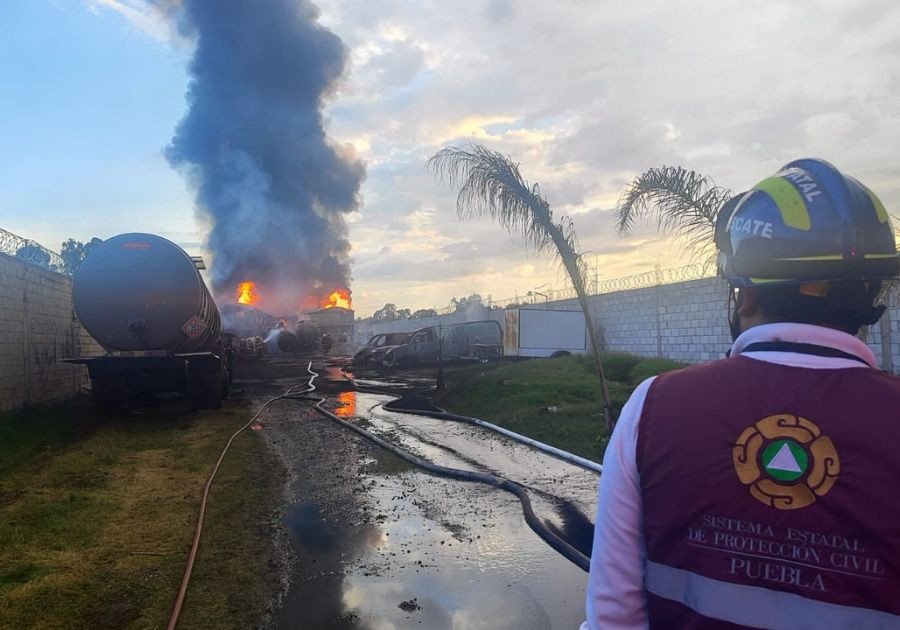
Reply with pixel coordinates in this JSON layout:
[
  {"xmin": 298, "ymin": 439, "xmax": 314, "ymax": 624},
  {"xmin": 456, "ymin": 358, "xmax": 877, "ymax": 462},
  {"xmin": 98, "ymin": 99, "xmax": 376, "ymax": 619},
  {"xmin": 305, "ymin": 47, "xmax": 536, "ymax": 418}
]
[
  {"xmin": 753, "ymin": 177, "xmax": 812, "ymax": 230},
  {"xmin": 862, "ymin": 185, "xmax": 890, "ymax": 224}
]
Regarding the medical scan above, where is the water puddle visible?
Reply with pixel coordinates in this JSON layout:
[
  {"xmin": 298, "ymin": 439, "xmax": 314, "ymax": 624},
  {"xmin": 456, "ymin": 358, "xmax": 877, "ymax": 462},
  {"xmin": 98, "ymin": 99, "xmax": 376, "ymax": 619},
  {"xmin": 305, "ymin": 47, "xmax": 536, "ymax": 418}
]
[
  {"xmin": 278, "ymin": 468, "xmax": 586, "ymax": 629},
  {"xmin": 358, "ymin": 394, "xmax": 599, "ymax": 529},
  {"xmin": 274, "ymin": 361, "xmax": 595, "ymax": 628}
]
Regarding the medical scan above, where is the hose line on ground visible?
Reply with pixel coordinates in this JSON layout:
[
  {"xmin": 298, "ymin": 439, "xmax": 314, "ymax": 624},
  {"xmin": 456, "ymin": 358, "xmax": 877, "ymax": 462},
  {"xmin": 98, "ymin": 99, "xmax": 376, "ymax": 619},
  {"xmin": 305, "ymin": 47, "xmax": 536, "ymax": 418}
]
[
  {"xmin": 385, "ymin": 402, "xmax": 602, "ymax": 474},
  {"xmin": 170, "ymin": 362, "xmax": 590, "ymax": 630},
  {"xmin": 346, "ymin": 375, "xmax": 603, "ymax": 474},
  {"xmin": 300, "ymin": 364, "xmax": 590, "ymax": 572},
  {"xmin": 167, "ymin": 379, "xmax": 315, "ymax": 630}
]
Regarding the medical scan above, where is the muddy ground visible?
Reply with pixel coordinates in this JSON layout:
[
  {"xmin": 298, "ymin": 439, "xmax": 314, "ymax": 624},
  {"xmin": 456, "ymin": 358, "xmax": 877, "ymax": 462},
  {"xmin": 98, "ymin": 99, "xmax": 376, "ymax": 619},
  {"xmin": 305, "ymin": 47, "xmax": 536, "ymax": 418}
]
[{"xmin": 237, "ymin": 355, "xmax": 596, "ymax": 629}]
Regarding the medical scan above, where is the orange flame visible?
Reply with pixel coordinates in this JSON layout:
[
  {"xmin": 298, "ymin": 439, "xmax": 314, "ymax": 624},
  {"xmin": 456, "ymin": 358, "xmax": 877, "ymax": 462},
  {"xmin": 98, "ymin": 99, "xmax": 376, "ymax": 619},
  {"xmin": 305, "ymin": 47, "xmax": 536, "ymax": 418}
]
[
  {"xmin": 334, "ymin": 391, "xmax": 357, "ymax": 418},
  {"xmin": 236, "ymin": 281, "xmax": 260, "ymax": 306},
  {"xmin": 321, "ymin": 288, "xmax": 351, "ymax": 310}
]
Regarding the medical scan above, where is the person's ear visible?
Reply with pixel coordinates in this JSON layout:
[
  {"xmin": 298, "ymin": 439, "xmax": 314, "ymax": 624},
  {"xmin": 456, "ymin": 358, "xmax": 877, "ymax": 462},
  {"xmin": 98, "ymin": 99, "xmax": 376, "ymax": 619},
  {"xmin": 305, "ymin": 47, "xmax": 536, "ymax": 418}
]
[{"xmin": 736, "ymin": 287, "xmax": 761, "ymax": 318}]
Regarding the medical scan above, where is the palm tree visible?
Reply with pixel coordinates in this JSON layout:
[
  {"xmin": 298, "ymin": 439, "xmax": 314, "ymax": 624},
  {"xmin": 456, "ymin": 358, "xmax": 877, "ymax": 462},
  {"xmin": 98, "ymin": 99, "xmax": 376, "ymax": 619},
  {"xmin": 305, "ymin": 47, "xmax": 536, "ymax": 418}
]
[
  {"xmin": 428, "ymin": 144, "xmax": 615, "ymax": 429},
  {"xmin": 616, "ymin": 166, "xmax": 733, "ymax": 260}
]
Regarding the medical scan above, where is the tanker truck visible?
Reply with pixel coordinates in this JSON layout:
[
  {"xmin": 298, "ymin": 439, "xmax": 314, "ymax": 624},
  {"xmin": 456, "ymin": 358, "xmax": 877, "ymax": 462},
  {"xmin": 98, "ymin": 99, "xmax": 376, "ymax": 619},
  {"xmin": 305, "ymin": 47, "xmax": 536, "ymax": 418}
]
[{"xmin": 64, "ymin": 233, "xmax": 229, "ymax": 409}]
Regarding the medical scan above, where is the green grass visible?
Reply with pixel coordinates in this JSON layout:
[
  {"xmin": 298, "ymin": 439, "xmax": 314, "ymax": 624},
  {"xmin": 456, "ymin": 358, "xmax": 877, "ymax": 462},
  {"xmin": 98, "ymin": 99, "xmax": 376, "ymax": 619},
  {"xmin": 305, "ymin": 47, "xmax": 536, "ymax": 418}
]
[
  {"xmin": 434, "ymin": 353, "xmax": 684, "ymax": 461},
  {"xmin": 0, "ymin": 398, "xmax": 282, "ymax": 630}
]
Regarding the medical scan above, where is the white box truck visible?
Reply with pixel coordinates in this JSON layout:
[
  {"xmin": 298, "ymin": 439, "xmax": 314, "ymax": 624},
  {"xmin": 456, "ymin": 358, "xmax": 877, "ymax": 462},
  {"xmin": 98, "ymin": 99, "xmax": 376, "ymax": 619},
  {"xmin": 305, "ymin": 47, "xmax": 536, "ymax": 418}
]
[{"xmin": 501, "ymin": 308, "xmax": 587, "ymax": 358}]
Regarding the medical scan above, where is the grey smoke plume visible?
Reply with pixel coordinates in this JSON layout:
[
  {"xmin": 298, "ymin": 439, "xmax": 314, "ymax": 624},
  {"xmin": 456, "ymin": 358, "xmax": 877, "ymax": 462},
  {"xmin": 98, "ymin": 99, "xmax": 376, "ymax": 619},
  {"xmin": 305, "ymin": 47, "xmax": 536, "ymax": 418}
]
[{"xmin": 159, "ymin": 0, "xmax": 364, "ymax": 314}]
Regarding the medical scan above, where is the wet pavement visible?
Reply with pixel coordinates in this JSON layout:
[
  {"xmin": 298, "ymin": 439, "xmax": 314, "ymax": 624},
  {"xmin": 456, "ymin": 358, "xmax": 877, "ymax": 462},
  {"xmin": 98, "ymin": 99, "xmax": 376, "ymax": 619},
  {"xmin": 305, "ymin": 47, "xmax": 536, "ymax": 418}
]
[{"xmin": 241, "ymin": 356, "xmax": 598, "ymax": 629}]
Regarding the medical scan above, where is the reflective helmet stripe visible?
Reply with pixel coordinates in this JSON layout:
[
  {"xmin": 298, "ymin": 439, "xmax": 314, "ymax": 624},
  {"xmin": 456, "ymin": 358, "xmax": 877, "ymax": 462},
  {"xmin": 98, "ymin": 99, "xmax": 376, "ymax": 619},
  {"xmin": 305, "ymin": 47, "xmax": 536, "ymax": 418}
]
[
  {"xmin": 773, "ymin": 255, "xmax": 843, "ymax": 261},
  {"xmin": 747, "ymin": 277, "xmax": 785, "ymax": 285},
  {"xmin": 752, "ymin": 177, "xmax": 812, "ymax": 230}
]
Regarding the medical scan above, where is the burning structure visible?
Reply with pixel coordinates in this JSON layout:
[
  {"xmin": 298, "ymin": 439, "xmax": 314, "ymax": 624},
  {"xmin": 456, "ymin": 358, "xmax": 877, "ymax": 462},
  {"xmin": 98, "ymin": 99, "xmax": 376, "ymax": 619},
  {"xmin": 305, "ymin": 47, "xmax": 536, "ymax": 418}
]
[
  {"xmin": 156, "ymin": 0, "xmax": 365, "ymax": 317},
  {"xmin": 304, "ymin": 305, "xmax": 354, "ymax": 341},
  {"xmin": 302, "ymin": 287, "xmax": 354, "ymax": 341},
  {"xmin": 219, "ymin": 303, "xmax": 279, "ymax": 339}
]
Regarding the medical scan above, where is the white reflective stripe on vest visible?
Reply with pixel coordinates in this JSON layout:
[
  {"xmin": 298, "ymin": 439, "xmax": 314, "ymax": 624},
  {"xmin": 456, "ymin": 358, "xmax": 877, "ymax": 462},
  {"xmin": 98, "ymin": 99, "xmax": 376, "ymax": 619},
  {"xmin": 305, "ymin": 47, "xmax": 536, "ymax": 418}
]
[{"xmin": 645, "ymin": 561, "xmax": 900, "ymax": 629}]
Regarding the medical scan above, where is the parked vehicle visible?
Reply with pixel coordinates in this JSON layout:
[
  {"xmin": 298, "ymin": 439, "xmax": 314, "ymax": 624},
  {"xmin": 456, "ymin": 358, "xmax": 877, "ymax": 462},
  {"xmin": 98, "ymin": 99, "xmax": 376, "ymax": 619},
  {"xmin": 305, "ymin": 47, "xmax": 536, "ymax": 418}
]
[
  {"xmin": 383, "ymin": 320, "xmax": 502, "ymax": 369},
  {"xmin": 501, "ymin": 308, "xmax": 587, "ymax": 358},
  {"xmin": 64, "ymin": 233, "xmax": 228, "ymax": 409},
  {"xmin": 353, "ymin": 332, "xmax": 410, "ymax": 365}
]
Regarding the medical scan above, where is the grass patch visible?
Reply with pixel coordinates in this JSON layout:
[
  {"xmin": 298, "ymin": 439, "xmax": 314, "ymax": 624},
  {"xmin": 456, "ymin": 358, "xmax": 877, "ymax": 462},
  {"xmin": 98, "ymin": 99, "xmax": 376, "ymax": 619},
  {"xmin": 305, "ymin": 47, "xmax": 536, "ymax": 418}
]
[
  {"xmin": 434, "ymin": 353, "xmax": 684, "ymax": 461},
  {"xmin": 0, "ymin": 398, "xmax": 282, "ymax": 629}
]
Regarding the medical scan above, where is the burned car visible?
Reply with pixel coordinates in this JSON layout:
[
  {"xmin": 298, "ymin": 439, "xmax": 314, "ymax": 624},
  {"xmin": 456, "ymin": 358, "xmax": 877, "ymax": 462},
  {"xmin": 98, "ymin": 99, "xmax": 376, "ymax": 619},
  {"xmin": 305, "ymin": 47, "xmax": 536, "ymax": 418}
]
[
  {"xmin": 383, "ymin": 321, "xmax": 501, "ymax": 369},
  {"xmin": 353, "ymin": 332, "xmax": 411, "ymax": 365}
]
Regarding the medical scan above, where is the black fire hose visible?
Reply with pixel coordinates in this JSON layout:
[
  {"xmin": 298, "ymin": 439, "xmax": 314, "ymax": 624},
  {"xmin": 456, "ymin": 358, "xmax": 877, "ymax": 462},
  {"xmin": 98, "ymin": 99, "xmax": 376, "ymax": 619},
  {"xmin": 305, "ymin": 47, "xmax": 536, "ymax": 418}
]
[
  {"xmin": 294, "ymin": 364, "xmax": 590, "ymax": 572},
  {"xmin": 168, "ymin": 365, "xmax": 589, "ymax": 630},
  {"xmin": 343, "ymin": 375, "xmax": 603, "ymax": 474}
]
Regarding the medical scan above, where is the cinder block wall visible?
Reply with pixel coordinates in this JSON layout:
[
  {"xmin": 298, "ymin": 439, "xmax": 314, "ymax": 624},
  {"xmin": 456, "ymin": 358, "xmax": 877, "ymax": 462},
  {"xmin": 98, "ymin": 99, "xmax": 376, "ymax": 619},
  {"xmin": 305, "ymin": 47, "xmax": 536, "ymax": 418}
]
[
  {"xmin": 0, "ymin": 253, "xmax": 103, "ymax": 413},
  {"xmin": 590, "ymin": 277, "xmax": 899, "ymax": 370},
  {"xmin": 589, "ymin": 278, "xmax": 733, "ymax": 362}
]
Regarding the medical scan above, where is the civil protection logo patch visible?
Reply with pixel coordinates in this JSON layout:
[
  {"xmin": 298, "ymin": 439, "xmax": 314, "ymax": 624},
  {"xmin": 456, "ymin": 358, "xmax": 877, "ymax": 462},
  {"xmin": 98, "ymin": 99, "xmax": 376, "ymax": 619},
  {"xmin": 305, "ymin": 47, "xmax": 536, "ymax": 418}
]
[{"xmin": 732, "ymin": 414, "xmax": 839, "ymax": 510}]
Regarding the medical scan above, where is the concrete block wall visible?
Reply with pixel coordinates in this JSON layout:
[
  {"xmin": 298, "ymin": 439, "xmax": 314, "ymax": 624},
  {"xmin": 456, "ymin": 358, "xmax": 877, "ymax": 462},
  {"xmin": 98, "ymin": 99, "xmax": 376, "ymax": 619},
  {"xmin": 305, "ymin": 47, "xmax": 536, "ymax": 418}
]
[
  {"xmin": 0, "ymin": 253, "xmax": 103, "ymax": 413},
  {"xmin": 860, "ymin": 285, "xmax": 900, "ymax": 372},
  {"xmin": 593, "ymin": 278, "xmax": 733, "ymax": 362}
]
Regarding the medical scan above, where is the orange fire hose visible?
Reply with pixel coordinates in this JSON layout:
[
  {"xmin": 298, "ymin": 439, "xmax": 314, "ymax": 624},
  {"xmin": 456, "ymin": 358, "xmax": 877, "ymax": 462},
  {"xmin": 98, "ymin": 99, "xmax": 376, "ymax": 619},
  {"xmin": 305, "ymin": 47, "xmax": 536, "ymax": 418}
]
[{"xmin": 166, "ymin": 377, "xmax": 315, "ymax": 630}]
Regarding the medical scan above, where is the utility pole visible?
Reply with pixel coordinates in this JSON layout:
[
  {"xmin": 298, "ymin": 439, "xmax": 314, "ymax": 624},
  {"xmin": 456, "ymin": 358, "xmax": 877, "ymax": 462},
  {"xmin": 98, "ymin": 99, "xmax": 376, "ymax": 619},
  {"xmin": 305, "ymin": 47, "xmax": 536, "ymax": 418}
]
[{"xmin": 436, "ymin": 321, "xmax": 445, "ymax": 390}]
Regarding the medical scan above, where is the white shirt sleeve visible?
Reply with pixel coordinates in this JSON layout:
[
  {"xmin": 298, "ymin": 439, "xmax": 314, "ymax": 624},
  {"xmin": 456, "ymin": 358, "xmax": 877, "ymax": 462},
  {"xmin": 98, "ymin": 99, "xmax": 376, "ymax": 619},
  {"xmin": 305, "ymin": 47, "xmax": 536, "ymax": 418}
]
[{"xmin": 581, "ymin": 377, "xmax": 654, "ymax": 630}]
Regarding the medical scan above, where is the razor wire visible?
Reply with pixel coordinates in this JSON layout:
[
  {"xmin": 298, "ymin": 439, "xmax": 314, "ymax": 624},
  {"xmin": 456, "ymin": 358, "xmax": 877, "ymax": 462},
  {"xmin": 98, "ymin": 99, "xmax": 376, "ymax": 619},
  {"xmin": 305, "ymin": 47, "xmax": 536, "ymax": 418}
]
[
  {"xmin": 484, "ymin": 263, "xmax": 716, "ymax": 310},
  {"xmin": 0, "ymin": 227, "xmax": 65, "ymax": 273}
]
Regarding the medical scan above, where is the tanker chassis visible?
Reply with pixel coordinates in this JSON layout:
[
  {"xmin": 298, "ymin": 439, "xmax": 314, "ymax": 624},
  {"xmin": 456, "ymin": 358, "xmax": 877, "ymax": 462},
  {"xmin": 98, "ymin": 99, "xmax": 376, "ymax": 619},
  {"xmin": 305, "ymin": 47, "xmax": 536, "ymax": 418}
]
[{"xmin": 64, "ymin": 233, "xmax": 229, "ymax": 409}]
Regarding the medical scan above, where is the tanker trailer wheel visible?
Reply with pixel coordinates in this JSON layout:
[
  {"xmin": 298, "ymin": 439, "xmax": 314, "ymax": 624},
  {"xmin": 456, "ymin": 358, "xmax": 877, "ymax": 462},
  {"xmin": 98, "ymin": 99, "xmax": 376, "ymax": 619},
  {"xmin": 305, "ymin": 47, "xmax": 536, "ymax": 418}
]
[
  {"xmin": 91, "ymin": 375, "xmax": 127, "ymax": 410},
  {"xmin": 187, "ymin": 358, "xmax": 223, "ymax": 410}
]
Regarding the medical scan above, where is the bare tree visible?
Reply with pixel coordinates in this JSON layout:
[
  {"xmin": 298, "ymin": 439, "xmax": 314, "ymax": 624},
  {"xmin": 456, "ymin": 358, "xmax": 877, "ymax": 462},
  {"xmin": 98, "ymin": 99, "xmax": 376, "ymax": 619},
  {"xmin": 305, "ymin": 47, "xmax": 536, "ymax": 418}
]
[
  {"xmin": 616, "ymin": 166, "xmax": 733, "ymax": 262},
  {"xmin": 428, "ymin": 144, "xmax": 615, "ymax": 428}
]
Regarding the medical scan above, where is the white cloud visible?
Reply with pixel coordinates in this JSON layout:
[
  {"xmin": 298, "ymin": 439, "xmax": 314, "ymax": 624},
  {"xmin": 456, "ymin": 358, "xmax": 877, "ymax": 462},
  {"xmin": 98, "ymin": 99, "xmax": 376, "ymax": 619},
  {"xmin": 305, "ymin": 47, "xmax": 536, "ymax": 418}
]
[
  {"xmin": 85, "ymin": 0, "xmax": 179, "ymax": 42},
  {"xmin": 313, "ymin": 0, "xmax": 900, "ymax": 316}
]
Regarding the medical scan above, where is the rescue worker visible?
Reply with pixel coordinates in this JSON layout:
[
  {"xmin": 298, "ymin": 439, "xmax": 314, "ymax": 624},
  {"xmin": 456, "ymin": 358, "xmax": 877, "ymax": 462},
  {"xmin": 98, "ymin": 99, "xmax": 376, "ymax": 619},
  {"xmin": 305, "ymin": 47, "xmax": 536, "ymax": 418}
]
[
  {"xmin": 223, "ymin": 335, "xmax": 238, "ymax": 383},
  {"xmin": 582, "ymin": 158, "xmax": 900, "ymax": 629}
]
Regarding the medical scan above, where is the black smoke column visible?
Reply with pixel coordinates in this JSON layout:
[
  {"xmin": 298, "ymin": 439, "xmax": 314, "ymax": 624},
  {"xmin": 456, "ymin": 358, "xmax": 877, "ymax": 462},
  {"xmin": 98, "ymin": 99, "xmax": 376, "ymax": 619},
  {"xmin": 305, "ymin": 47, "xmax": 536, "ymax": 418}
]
[{"xmin": 161, "ymin": 0, "xmax": 364, "ymax": 314}]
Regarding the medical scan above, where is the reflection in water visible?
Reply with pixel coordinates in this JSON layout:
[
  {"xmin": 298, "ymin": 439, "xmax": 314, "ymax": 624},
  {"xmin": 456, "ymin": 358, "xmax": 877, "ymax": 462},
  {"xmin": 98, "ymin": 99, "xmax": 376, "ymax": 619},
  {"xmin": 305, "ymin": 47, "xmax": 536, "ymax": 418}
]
[
  {"xmin": 280, "ymin": 501, "xmax": 382, "ymax": 629},
  {"xmin": 278, "ymin": 470, "xmax": 585, "ymax": 629},
  {"xmin": 276, "ymin": 380, "xmax": 590, "ymax": 629},
  {"xmin": 335, "ymin": 391, "xmax": 357, "ymax": 418}
]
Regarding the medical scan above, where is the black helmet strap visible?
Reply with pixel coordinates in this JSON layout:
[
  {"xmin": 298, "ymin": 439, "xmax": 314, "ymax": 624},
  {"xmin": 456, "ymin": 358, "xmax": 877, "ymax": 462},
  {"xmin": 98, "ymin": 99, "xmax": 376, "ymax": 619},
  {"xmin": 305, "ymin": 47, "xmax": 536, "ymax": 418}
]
[
  {"xmin": 728, "ymin": 287, "xmax": 744, "ymax": 342},
  {"xmin": 861, "ymin": 304, "xmax": 887, "ymax": 327}
]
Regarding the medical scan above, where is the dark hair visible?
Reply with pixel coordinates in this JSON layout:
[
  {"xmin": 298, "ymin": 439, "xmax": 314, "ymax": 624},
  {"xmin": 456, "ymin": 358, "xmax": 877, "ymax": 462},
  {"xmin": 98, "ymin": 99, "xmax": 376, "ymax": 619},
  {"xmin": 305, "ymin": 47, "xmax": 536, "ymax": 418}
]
[{"xmin": 755, "ymin": 280, "xmax": 886, "ymax": 335}]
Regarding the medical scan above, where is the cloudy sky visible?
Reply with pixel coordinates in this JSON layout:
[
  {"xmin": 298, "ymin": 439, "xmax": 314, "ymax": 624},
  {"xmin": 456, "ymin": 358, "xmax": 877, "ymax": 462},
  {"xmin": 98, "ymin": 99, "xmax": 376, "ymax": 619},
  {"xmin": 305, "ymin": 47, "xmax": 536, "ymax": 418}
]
[{"xmin": 3, "ymin": 0, "xmax": 899, "ymax": 316}]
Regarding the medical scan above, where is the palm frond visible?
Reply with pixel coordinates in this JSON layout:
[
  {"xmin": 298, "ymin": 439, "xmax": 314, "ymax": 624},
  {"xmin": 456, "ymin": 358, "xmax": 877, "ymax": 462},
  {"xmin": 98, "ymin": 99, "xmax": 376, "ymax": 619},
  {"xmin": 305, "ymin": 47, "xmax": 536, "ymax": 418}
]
[
  {"xmin": 428, "ymin": 144, "xmax": 615, "ymax": 427},
  {"xmin": 428, "ymin": 145, "xmax": 592, "ymax": 290},
  {"xmin": 428, "ymin": 145, "xmax": 556, "ymax": 253},
  {"xmin": 616, "ymin": 166, "xmax": 732, "ymax": 256}
]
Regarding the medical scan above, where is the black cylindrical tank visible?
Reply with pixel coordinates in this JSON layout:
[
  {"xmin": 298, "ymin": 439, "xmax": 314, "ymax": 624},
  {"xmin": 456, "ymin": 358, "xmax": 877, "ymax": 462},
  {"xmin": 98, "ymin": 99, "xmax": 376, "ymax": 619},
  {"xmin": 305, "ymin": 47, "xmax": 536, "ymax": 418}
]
[
  {"xmin": 73, "ymin": 233, "xmax": 221, "ymax": 353},
  {"xmin": 264, "ymin": 329, "xmax": 299, "ymax": 353},
  {"xmin": 296, "ymin": 320, "xmax": 322, "ymax": 351}
]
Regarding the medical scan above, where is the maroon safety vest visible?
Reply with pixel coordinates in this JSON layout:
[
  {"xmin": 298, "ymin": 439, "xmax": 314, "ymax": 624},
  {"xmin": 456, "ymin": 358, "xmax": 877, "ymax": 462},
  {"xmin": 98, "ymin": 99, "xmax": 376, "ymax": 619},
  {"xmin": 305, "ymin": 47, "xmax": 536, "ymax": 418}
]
[{"xmin": 637, "ymin": 355, "xmax": 900, "ymax": 629}]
